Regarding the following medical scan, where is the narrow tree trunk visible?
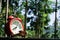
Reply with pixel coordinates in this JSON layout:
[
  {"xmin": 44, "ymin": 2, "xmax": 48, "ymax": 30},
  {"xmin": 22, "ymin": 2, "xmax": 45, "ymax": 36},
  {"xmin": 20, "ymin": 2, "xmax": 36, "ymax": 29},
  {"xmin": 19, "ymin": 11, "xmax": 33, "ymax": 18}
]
[
  {"xmin": 6, "ymin": 0, "xmax": 9, "ymax": 23},
  {"xmin": 54, "ymin": 0, "xmax": 57, "ymax": 38},
  {"xmin": 0, "ymin": 0, "xmax": 2, "ymax": 13},
  {"xmin": 24, "ymin": 0, "xmax": 28, "ymax": 38},
  {"xmin": 34, "ymin": 0, "xmax": 39, "ymax": 38},
  {"xmin": 5, "ymin": 0, "xmax": 9, "ymax": 37}
]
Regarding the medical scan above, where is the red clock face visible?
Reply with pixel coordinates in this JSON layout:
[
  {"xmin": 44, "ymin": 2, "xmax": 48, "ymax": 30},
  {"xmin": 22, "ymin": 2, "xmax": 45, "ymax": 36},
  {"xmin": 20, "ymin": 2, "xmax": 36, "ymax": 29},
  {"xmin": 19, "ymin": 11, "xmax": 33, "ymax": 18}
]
[
  {"xmin": 9, "ymin": 18, "xmax": 24, "ymax": 35},
  {"xmin": 5, "ymin": 16, "xmax": 25, "ymax": 36}
]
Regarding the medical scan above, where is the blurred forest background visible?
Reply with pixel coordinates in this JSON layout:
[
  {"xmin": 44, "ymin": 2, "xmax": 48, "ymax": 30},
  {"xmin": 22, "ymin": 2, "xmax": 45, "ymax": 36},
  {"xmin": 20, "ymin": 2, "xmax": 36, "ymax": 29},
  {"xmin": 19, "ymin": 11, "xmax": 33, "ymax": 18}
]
[{"xmin": 0, "ymin": 0, "xmax": 60, "ymax": 39}]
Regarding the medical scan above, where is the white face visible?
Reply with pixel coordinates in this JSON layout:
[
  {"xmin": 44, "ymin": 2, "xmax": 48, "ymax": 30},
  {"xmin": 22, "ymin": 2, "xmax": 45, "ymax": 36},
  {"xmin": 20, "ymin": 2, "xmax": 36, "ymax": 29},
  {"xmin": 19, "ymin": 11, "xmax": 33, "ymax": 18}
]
[{"xmin": 10, "ymin": 20, "xmax": 23, "ymax": 34}]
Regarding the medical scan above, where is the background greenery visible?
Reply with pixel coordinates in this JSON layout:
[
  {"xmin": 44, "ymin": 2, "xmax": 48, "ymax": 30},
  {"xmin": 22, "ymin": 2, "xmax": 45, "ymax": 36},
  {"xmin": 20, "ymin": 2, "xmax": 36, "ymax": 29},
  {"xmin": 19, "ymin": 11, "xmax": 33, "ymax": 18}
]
[{"xmin": 0, "ymin": 0, "xmax": 60, "ymax": 39}]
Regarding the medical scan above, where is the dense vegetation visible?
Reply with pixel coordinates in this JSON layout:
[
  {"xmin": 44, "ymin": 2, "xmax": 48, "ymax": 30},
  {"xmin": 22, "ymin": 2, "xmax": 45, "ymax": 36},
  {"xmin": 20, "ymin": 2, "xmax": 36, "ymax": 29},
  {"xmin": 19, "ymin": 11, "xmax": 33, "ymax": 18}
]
[{"xmin": 0, "ymin": 0, "xmax": 60, "ymax": 39}]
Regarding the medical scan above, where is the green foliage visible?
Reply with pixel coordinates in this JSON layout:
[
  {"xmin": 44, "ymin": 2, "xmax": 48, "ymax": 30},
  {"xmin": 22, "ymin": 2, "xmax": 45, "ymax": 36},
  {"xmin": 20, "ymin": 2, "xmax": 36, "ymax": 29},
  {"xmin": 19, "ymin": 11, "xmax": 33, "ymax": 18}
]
[
  {"xmin": 0, "ymin": 0, "xmax": 24, "ymax": 37},
  {"xmin": 0, "ymin": 0, "xmax": 59, "ymax": 38},
  {"xmin": 26, "ymin": 30, "xmax": 35, "ymax": 38},
  {"xmin": 32, "ymin": 0, "xmax": 53, "ymax": 38},
  {"xmin": 21, "ymin": 0, "xmax": 54, "ymax": 38}
]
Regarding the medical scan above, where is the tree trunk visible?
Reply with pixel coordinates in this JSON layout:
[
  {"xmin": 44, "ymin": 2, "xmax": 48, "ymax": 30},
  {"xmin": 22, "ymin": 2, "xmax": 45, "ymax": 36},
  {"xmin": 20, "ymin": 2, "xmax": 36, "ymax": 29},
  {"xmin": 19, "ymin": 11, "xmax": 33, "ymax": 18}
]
[
  {"xmin": 0, "ymin": 0, "xmax": 2, "ymax": 13},
  {"xmin": 54, "ymin": 0, "xmax": 58, "ymax": 38},
  {"xmin": 5, "ymin": 0, "xmax": 9, "ymax": 37}
]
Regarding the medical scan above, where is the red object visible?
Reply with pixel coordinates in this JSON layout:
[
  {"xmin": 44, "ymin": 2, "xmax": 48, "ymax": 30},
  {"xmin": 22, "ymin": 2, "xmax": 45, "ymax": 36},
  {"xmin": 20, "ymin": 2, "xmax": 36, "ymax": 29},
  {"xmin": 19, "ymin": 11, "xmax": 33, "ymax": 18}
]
[
  {"xmin": 5, "ymin": 16, "xmax": 25, "ymax": 36},
  {"xmin": 8, "ymin": 16, "xmax": 14, "ymax": 19}
]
